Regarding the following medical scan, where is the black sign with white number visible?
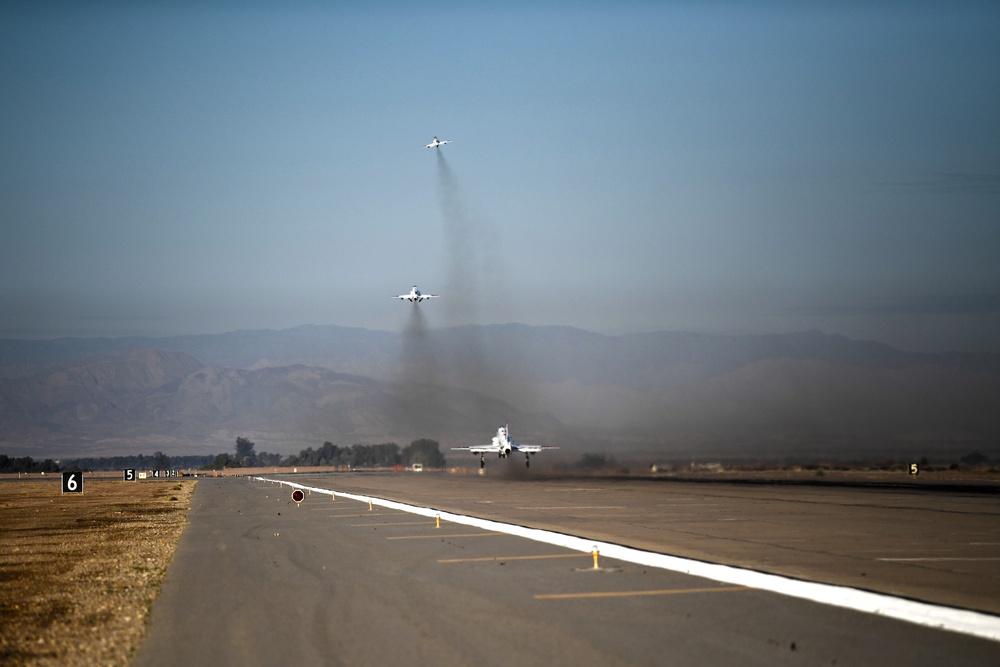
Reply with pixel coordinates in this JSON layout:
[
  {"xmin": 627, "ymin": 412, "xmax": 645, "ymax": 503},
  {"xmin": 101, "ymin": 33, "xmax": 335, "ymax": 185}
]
[
  {"xmin": 124, "ymin": 469, "xmax": 136, "ymax": 482},
  {"xmin": 62, "ymin": 471, "xmax": 83, "ymax": 494}
]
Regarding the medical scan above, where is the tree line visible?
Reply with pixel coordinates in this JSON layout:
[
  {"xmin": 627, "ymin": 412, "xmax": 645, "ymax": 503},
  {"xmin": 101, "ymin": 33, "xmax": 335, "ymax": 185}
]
[
  {"xmin": 8, "ymin": 436, "xmax": 447, "ymax": 473},
  {"xmin": 57, "ymin": 452, "xmax": 206, "ymax": 472},
  {"xmin": 0, "ymin": 454, "xmax": 60, "ymax": 474},
  {"xmin": 279, "ymin": 438, "xmax": 445, "ymax": 468}
]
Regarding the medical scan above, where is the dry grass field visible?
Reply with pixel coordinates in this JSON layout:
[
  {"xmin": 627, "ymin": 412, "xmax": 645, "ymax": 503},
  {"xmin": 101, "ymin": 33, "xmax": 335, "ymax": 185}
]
[{"xmin": 0, "ymin": 478, "xmax": 195, "ymax": 666}]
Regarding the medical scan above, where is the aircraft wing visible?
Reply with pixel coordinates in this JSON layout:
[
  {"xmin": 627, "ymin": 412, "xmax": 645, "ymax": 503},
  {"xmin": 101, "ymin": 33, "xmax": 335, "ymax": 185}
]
[
  {"xmin": 452, "ymin": 444, "xmax": 500, "ymax": 454},
  {"xmin": 511, "ymin": 443, "xmax": 558, "ymax": 454}
]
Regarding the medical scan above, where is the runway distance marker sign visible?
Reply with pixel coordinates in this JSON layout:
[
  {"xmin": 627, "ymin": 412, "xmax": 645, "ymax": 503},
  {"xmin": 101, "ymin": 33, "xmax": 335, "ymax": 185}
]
[{"xmin": 62, "ymin": 471, "xmax": 83, "ymax": 494}]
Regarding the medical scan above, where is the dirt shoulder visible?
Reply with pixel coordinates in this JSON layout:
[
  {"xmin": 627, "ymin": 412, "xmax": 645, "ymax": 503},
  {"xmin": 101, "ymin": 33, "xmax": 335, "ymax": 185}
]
[{"xmin": 0, "ymin": 478, "xmax": 195, "ymax": 666}]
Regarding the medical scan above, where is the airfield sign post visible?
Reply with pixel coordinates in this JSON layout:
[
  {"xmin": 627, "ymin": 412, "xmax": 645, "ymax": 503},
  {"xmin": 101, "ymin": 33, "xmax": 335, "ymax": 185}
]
[
  {"xmin": 291, "ymin": 489, "xmax": 304, "ymax": 506},
  {"xmin": 124, "ymin": 469, "xmax": 136, "ymax": 482},
  {"xmin": 61, "ymin": 471, "xmax": 83, "ymax": 494}
]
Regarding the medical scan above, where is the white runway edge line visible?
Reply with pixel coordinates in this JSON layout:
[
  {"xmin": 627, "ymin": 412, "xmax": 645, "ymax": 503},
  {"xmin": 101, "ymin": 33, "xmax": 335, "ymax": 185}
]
[{"xmin": 257, "ymin": 477, "xmax": 1000, "ymax": 642}]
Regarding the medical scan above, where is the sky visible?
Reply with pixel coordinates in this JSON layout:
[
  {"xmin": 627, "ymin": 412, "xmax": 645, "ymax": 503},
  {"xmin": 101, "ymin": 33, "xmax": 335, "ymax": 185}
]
[{"xmin": 2, "ymin": 1, "xmax": 998, "ymax": 353}]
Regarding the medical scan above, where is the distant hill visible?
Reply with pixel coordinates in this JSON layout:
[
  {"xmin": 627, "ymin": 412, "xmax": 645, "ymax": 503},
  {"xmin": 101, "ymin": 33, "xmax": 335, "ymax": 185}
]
[
  {"xmin": 0, "ymin": 348, "xmax": 203, "ymax": 429},
  {"xmin": 0, "ymin": 324, "xmax": 399, "ymax": 379},
  {"xmin": 4, "ymin": 324, "xmax": 998, "ymax": 382},
  {"xmin": 1, "ymin": 326, "xmax": 998, "ymax": 462},
  {"xmin": 0, "ymin": 347, "xmax": 559, "ymax": 459}
]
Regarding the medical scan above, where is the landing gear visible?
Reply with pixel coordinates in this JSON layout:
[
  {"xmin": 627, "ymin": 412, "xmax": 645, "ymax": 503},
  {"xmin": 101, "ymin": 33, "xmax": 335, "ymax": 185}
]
[
  {"xmin": 525, "ymin": 453, "xmax": 531, "ymax": 468},
  {"xmin": 479, "ymin": 454, "xmax": 485, "ymax": 469}
]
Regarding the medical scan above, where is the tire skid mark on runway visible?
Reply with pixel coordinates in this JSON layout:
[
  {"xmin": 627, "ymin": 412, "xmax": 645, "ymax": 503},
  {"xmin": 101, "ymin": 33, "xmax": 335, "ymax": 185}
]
[
  {"xmin": 517, "ymin": 506, "xmax": 625, "ymax": 510},
  {"xmin": 878, "ymin": 557, "xmax": 1000, "ymax": 562},
  {"xmin": 387, "ymin": 532, "xmax": 504, "ymax": 540},
  {"xmin": 257, "ymin": 476, "xmax": 1000, "ymax": 643},
  {"xmin": 670, "ymin": 490, "xmax": 1000, "ymax": 517}
]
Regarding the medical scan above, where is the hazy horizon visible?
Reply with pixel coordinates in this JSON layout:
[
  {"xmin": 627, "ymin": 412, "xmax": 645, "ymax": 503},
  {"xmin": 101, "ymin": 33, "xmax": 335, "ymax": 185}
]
[{"xmin": 3, "ymin": 2, "xmax": 998, "ymax": 354}]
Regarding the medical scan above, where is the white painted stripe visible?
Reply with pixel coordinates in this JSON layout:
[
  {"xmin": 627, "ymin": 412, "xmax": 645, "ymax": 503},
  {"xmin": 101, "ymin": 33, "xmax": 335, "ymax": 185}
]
[{"xmin": 257, "ymin": 477, "xmax": 1000, "ymax": 642}]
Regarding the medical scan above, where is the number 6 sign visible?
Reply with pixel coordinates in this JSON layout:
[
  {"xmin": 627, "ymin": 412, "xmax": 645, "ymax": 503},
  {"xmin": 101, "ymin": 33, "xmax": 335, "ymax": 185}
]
[{"xmin": 62, "ymin": 471, "xmax": 84, "ymax": 494}]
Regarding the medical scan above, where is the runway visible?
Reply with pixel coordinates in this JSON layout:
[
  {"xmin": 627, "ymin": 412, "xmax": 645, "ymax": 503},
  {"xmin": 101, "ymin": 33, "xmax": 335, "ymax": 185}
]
[
  {"xmin": 281, "ymin": 471, "xmax": 1000, "ymax": 615},
  {"xmin": 131, "ymin": 473, "xmax": 1000, "ymax": 666}
]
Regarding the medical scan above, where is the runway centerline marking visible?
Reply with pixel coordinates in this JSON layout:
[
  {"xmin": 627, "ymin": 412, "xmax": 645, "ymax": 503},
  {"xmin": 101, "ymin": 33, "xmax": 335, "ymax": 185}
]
[
  {"xmin": 439, "ymin": 553, "xmax": 589, "ymax": 564},
  {"xmin": 351, "ymin": 521, "xmax": 437, "ymax": 527},
  {"xmin": 258, "ymin": 476, "xmax": 1000, "ymax": 643},
  {"xmin": 535, "ymin": 586, "xmax": 750, "ymax": 600}
]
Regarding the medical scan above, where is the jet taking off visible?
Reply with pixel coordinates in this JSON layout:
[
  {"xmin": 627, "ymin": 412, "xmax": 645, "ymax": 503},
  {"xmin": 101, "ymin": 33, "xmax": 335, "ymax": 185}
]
[
  {"xmin": 453, "ymin": 422, "xmax": 558, "ymax": 469},
  {"xmin": 423, "ymin": 136, "xmax": 452, "ymax": 149},
  {"xmin": 392, "ymin": 286, "xmax": 439, "ymax": 303}
]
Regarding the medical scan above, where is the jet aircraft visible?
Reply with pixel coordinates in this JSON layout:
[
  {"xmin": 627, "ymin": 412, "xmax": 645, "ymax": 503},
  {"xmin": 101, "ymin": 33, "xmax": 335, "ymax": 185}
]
[
  {"xmin": 423, "ymin": 136, "xmax": 452, "ymax": 149},
  {"xmin": 452, "ymin": 422, "xmax": 558, "ymax": 469},
  {"xmin": 392, "ymin": 285, "xmax": 439, "ymax": 303}
]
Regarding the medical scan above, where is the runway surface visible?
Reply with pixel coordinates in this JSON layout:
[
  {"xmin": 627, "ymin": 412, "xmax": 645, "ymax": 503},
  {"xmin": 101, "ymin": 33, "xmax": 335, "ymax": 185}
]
[{"xmin": 132, "ymin": 473, "xmax": 1000, "ymax": 666}]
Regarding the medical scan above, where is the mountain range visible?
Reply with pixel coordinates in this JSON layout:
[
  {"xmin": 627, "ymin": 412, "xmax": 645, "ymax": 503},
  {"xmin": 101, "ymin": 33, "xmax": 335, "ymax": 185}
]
[{"xmin": 2, "ymin": 325, "xmax": 998, "ymax": 463}]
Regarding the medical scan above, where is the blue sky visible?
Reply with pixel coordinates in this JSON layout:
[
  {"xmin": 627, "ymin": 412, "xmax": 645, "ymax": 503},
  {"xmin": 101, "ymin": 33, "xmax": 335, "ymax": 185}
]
[{"xmin": 2, "ymin": 1, "xmax": 998, "ymax": 353}]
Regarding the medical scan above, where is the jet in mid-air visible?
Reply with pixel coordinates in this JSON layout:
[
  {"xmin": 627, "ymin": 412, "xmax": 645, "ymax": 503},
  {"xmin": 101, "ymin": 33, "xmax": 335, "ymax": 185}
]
[
  {"xmin": 452, "ymin": 422, "xmax": 558, "ymax": 469},
  {"xmin": 423, "ymin": 136, "xmax": 452, "ymax": 149},
  {"xmin": 392, "ymin": 286, "xmax": 439, "ymax": 303}
]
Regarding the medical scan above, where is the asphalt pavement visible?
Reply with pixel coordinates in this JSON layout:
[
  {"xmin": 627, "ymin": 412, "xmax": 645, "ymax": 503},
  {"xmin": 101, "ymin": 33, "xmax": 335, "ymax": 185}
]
[{"xmin": 131, "ymin": 474, "xmax": 1000, "ymax": 666}]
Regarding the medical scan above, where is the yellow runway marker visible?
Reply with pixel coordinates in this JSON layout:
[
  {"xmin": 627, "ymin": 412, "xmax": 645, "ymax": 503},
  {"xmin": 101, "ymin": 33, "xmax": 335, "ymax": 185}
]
[
  {"xmin": 351, "ymin": 521, "xmax": 438, "ymax": 527},
  {"xmin": 535, "ymin": 586, "xmax": 749, "ymax": 600},
  {"xmin": 387, "ymin": 532, "xmax": 504, "ymax": 540},
  {"xmin": 439, "ymin": 553, "xmax": 588, "ymax": 564}
]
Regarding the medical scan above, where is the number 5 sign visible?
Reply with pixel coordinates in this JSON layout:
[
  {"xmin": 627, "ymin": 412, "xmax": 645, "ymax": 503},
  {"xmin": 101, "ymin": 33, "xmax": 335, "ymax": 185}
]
[{"xmin": 62, "ymin": 471, "xmax": 84, "ymax": 494}]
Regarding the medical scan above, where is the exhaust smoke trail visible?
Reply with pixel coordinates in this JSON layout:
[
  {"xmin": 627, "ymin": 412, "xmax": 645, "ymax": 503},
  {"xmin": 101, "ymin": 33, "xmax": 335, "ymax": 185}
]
[
  {"xmin": 389, "ymin": 150, "xmax": 490, "ymax": 445},
  {"xmin": 391, "ymin": 146, "xmax": 540, "ymax": 456},
  {"xmin": 437, "ymin": 150, "xmax": 481, "ymax": 327},
  {"xmin": 435, "ymin": 150, "xmax": 490, "ymax": 388},
  {"xmin": 400, "ymin": 303, "xmax": 436, "ymax": 387},
  {"xmin": 433, "ymin": 150, "xmax": 554, "ymax": 470},
  {"xmin": 388, "ymin": 303, "xmax": 445, "ymax": 438}
]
